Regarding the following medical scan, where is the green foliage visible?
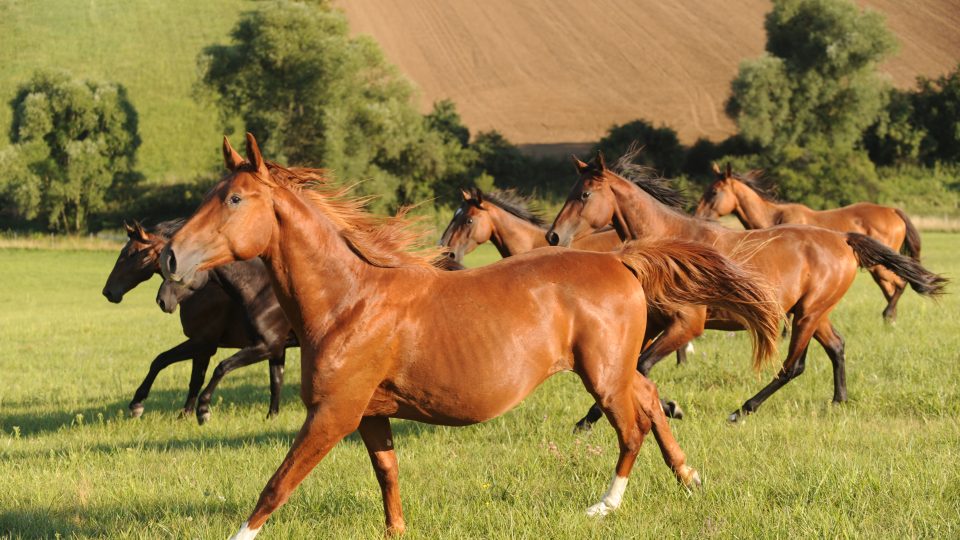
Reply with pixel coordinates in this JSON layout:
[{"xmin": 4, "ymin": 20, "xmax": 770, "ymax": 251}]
[
  {"xmin": 198, "ymin": 0, "xmax": 473, "ymax": 212},
  {"xmin": 729, "ymin": 0, "xmax": 896, "ymax": 156},
  {"xmin": 1, "ymin": 71, "xmax": 141, "ymax": 232},
  {"xmin": 593, "ymin": 120, "xmax": 685, "ymax": 177},
  {"xmin": 875, "ymin": 162, "xmax": 960, "ymax": 216}
]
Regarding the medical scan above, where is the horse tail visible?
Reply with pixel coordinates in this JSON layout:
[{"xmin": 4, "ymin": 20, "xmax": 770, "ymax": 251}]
[
  {"xmin": 619, "ymin": 239, "xmax": 782, "ymax": 372},
  {"xmin": 846, "ymin": 233, "xmax": 946, "ymax": 297},
  {"xmin": 894, "ymin": 208, "xmax": 922, "ymax": 261}
]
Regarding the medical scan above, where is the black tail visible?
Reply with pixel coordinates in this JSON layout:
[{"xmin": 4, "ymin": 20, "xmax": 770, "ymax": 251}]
[
  {"xmin": 894, "ymin": 208, "xmax": 922, "ymax": 261},
  {"xmin": 846, "ymin": 233, "xmax": 946, "ymax": 297}
]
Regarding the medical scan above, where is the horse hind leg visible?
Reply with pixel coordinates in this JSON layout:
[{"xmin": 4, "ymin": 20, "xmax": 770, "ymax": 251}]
[
  {"xmin": 870, "ymin": 265, "xmax": 906, "ymax": 322},
  {"xmin": 581, "ymin": 374, "xmax": 697, "ymax": 517},
  {"xmin": 813, "ymin": 320, "xmax": 846, "ymax": 404}
]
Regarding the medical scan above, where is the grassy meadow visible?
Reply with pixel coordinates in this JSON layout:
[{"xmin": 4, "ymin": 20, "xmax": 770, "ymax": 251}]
[{"xmin": 1, "ymin": 235, "xmax": 959, "ymax": 538}]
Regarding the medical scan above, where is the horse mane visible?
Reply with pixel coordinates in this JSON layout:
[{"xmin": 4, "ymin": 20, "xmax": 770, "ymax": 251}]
[
  {"xmin": 262, "ymin": 162, "xmax": 442, "ymax": 270},
  {"xmin": 732, "ymin": 169, "xmax": 779, "ymax": 202},
  {"xmin": 150, "ymin": 218, "xmax": 186, "ymax": 240},
  {"xmin": 611, "ymin": 144, "xmax": 688, "ymax": 209},
  {"xmin": 479, "ymin": 189, "xmax": 546, "ymax": 226}
]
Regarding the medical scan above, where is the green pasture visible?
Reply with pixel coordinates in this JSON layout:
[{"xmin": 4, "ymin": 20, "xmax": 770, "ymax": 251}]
[{"xmin": 1, "ymin": 236, "xmax": 958, "ymax": 538}]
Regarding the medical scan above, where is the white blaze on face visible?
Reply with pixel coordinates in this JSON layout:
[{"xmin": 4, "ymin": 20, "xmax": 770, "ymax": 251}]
[
  {"xmin": 585, "ymin": 475, "xmax": 629, "ymax": 517},
  {"xmin": 230, "ymin": 522, "xmax": 261, "ymax": 540}
]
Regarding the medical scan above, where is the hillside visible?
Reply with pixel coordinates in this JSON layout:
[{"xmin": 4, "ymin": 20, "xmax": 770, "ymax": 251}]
[
  {"xmin": 338, "ymin": 0, "xmax": 960, "ymax": 149},
  {"xmin": 0, "ymin": 0, "xmax": 251, "ymax": 182}
]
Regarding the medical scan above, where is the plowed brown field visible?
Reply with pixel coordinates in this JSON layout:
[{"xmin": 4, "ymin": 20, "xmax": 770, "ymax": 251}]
[{"xmin": 338, "ymin": 0, "xmax": 960, "ymax": 149}]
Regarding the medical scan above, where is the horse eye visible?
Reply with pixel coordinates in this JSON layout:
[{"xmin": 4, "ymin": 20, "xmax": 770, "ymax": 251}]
[
  {"xmin": 581, "ymin": 191, "xmax": 591, "ymax": 200},
  {"xmin": 466, "ymin": 218, "xmax": 474, "ymax": 225},
  {"xmin": 229, "ymin": 194, "xmax": 242, "ymax": 205}
]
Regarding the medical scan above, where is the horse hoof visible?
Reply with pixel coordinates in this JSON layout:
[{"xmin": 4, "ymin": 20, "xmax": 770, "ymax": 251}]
[
  {"xmin": 727, "ymin": 410, "xmax": 743, "ymax": 423},
  {"xmin": 664, "ymin": 401, "xmax": 685, "ymax": 420},
  {"xmin": 197, "ymin": 409, "xmax": 211, "ymax": 426},
  {"xmin": 572, "ymin": 420, "xmax": 593, "ymax": 433},
  {"xmin": 129, "ymin": 404, "xmax": 144, "ymax": 419},
  {"xmin": 678, "ymin": 465, "xmax": 702, "ymax": 490},
  {"xmin": 585, "ymin": 500, "xmax": 614, "ymax": 517},
  {"xmin": 178, "ymin": 408, "xmax": 194, "ymax": 419},
  {"xmin": 266, "ymin": 410, "xmax": 279, "ymax": 420}
]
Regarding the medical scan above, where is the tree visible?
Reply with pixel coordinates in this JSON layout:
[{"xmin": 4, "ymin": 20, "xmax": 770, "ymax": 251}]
[
  {"xmin": 198, "ymin": 0, "xmax": 473, "ymax": 211},
  {"xmin": 725, "ymin": 0, "xmax": 897, "ymax": 205},
  {"xmin": 593, "ymin": 120, "xmax": 685, "ymax": 177},
  {"xmin": 1, "ymin": 70, "xmax": 141, "ymax": 232}
]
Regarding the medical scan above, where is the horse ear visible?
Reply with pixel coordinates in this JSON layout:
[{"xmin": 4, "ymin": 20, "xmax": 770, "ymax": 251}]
[
  {"xmin": 572, "ymin": 155, "xmax": 589, "ymax": 173},
  {"xmin": 244, "ymin": 132, "xmax": 267, "ymax": 173},
  {"xmin": 711, "ymin": 162, "xmax": 722, "ymax": 176},
  {"xmin": 594, "ymin": 150, "xmax": 606, "ymax": 171},
  {"xmin": 123, "ymin": 220, "xmax": 135, "ymax": 235},
  {"xmin": 725, "ymin": 162, "xmax": 733, "ymax": 178},
  {"xmin": 460, "ymin": 188, "xmax": 472, "ymax": 201},
  {"xmin": 131, "ymin": 220, "xmax": 150, "ymax": 243},
  {"xmin": 222, "ymin": 136, "xmax": 244, "ymax": 171},
  {"xmin": 473, "ymin": 187, "xmax": 485, "ymax": 208}
]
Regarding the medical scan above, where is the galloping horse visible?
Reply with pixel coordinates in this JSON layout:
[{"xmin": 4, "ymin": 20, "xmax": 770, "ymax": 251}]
[
  {"xmin": 161, "ymin": 134, "xmax": 783, "ymax": 537},
  {"xmin": 103, "ymin": 220, "xmax": 292, "ymax": 419},
  {"xmin": 547, "ymin": 150, "xmax": 946, "ymax": 424},
  {"xmin": 439, "ymin": 187, "xmax": 693, "ymax": 373},
  {"xmin": 695, "ymin": 163, "xmax": 922, "ymax": 321}
]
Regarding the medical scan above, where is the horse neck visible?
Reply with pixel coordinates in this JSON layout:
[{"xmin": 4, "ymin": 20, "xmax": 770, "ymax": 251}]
[
  {"xmin": 731, "ymin": 181, "xmax": 779, "ymax": 229},
  {"xmin": 487, "ymin": 205, "xmax": 547, "ymax": 257},
  {"xmin": 262, "ymin": 189, "xmax": 368, "ymax": 338},
  {"xmin": 608, "ymin": 175, "xmax": 713, "ymax": 242}
]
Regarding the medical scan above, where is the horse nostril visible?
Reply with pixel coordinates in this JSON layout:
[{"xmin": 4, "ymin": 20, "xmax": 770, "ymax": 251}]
[
  {"xmin": 547, "ymin": 231, "xmax": 560, "ymax": 246},
  {"xmin": 157, "ymin": 298, "xmax": 166, "ymax": 311},
  {"xmin": 447, "ymin": 251, "xmax": 456, "ymax": 260}
]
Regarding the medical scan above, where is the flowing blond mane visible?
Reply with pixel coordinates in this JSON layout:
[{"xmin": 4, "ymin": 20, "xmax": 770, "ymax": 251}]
[{"xmin": 261, "ymin": 162, "xmax": 443, "ymax": 270}]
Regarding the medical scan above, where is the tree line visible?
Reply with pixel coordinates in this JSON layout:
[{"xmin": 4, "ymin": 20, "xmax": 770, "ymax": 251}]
[{"xmin": 1, "ymin": 0, "xmax": 958, "ymax": 233}]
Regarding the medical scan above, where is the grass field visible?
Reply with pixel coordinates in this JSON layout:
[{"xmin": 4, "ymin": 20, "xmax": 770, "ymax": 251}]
[{"xmin": 1, "ymin": 236, "xmax": 958, "ymax": 538}]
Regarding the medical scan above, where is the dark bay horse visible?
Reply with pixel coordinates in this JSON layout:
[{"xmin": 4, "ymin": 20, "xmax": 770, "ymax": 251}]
[
  {"xmin": 695, "ymin": 163, "xmax": 923, "ymax": 321},
  {"xmin": 160, "ymin": 134, "xmax": 784, "ymax": 537},
  {"xmin": 155, "ymin": 255, "xmax": 295, "ymax": 424},
  {"xmin": 547, "ymin": 151, "xmax": 946, "ymax": 424},
  {"xmin": 439, "ymin": 187, "xmax": 694, "ymax": 374},
  {"xmin": 103, "ymin": 220, "xmax": 288, "ymax": 419}
]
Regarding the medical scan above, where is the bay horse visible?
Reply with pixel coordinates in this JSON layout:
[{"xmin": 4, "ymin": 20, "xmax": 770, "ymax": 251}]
[
  {"xmin": 439, "ymin": 187, "xmax": 694, "ymax": 376},
  {"xmin": 154, "ymin": 255, "xmax": 295, "ymax": 424},
  {"xmin": 546, "ymin": 150, "xmax": 946, "ymax": 424},
  {"xmin": 695, "ymin": 163, "xmax": 922, "ymax": 322},
  {"xmin": 160, "ymin": 134, "xmax": 784, "ymax": 537},
  {"xmin": 103, "ymin": 220, "xmax": 292, "ymax": 419}
]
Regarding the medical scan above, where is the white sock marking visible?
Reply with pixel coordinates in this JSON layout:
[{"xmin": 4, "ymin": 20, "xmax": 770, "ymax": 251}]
[
  {"xmin": 229, "ymin": 522, "xmax": 261, "ymax": 540},
  {"xmin": 685, "ymin": 342, "xmax": 695, "ymax": 354},
  {"xmin": 586, "ymin": 475, "xmax": 629, "ymax": 517}
]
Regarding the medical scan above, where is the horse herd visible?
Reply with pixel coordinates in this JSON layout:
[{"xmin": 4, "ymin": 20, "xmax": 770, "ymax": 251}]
[{"xmin": 101, "ymin": 134, "xmax": 945, "ymax": 538}]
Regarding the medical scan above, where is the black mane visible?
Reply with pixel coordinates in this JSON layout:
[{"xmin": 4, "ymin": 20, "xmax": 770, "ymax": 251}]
[
  {"xmin": 732, "ymin": 170, "xmax": 779, "ymax": 201},
  {"xmin": 479, "ymin": 189, "xmax": 546, "ymax": 226},
  {"xmin": 150, "ymin": 218, "xmax": 186, "ymax": 240},
  {"xmin": 612, "ymin": 144, "xmax": 688, "ymax": 209}
]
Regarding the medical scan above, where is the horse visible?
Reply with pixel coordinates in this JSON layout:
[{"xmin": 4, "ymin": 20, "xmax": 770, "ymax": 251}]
[
  {"xmin": 103, "ymin": 220, "xmax": 291, "ymax": 419},
  {"xmin": 439, "ymin": 187, "xmax": 694, "ymax": 378},
  {"xmin": 160, "ymin": 133, "xmax": 784, "ymax": 537},
  {"xmin": 155, "ymin": 255, "xmax": 295, "ymax": 424},
  {"xmin": 546, "ymin": 150, "xmax": 946, "ymax": 424},
  {"xmin": 695, "ymin": 163, "xmax": 923, "ymax": 322}
]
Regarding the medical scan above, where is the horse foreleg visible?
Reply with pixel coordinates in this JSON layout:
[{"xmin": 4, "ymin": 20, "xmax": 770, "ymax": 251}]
[
  {"xmin": 358, "ymin": 416, "xmax": 405, "ymax": 535},
  {"xmin": 195, "ymin": 343, "xmax": 270, "ymax": 425},
  {"xmin": 230, "ymin": 405, "xmax": 360, "ymax": 540},
  {"xmin": 181, "ymin": 350, "xmax": 214, "ymax": 417},
  {"xmin": 129, "ymin": 339, "xmax": 205, "ymax": 418},
  {"xmin": 632, "ymin": 374, "xmax": 699, "ymax": 488},
  {"xmin": 267, "ymin": 352, "xmax": 286, "ymax": 419},
  {"xmin": 729, "ymin": 315, "xmax": 819, "ymax": 422}
]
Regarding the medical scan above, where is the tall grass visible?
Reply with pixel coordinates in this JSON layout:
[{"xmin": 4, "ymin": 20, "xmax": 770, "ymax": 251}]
[{"xmin": 0, "ymin": 236, "xmax": 958, "ymax": 538}]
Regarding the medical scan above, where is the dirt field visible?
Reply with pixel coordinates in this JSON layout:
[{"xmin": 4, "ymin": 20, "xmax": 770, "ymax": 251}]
[{"xmin": 338, "ymin": 0, "xmax": 960, "ymax": 148}]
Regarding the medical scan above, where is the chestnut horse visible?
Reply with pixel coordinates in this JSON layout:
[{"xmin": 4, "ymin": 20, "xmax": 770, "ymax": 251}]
[
  {"xmin": 695, "ymin": 163, "xmax": 922, "ymax": 321},
  {"xmin": 103, "ymin": 220, "xmax": 292, "ymax": 419},
  {"xmin": 439, "ymin": 187, "xmax": 694, "ymax": 374},
  {"xmin": 547, "ymin": 151, "xmax": 946, "ymax": 424},
  {"xmin": 160, "ymin": 134, "xmax": 784, "ymax": 537}
]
